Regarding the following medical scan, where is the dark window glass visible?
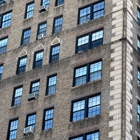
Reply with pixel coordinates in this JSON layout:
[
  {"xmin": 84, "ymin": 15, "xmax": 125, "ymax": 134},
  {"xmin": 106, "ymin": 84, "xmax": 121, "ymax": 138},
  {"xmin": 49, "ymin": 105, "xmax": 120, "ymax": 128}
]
[
  {"xmin": 38, "ymin": 22, "xmax": 47, "ymax": 36},
  {"xmin": 76, "ymin": 29, "xmax": 103, "ymax": 53},
  {"xmin": 13, "ymin": 87, "xmax": 23, "ymax": 106},
  {"xmin": 56, "ymin": 0, "xmax": 64, "ymax": 6},
  {"xmin": 30, "ymin": 81, "xmax": 40, "ymax": 94},
  {"xmin": 137, "ymin": 36, "xmax": 140, "ymax": 53},
  {"xmin": 74, "ymin": 61, "xmax": 102, "ymax": 86},
  {"xmin": 26, "ymin": 114, "xmax": 36, "ymax": 128},
  {"xmin": 21, "ymin": 28, "xmax": 31, "ymax": 45},
  {"xmin": 138, "ymin": 7, "xmax": 140, "ymax": 24},
  {"xmin": 79, "ymin": 1, "xmax": 104, "ymax": 24},
  {"xmin": 47, "ymin": 75, "xmax": 57, "ymax": 95},
  {"xmin": 1, "ymin": 12, "xmax": 12, "ymax": 28},
  {"xmin": 25, "ymin": 2, "xmax": 34, "ymax": 19},
  {"xmin": 53, "ymin": 16, "xmax": 63, "ymax": 34},
  {"xmin": 0, "ymin": 0, "xmax": 5, "ymax": 5},
  {"xmin": 0, "ymin": 64, "xmax": 3, "ymax": 80},
  {"xmin": 72, "ymin": 95, "xmax": 100, "ymax": 122},
  {"xmin": 0, "ymin": 37, "xmax": 8, "ymax": 54},
  {"xmin": 50, "ymin": 45, "xmax": 60, "ymax": 63},
  {"xmin": 138, "ymin": 103, "xmax": 140, "ymax": 122},
  {"xmin": 70, "ymin": 131, "xmax": 99, "ymax": 140},
  {"xmin": 33, "ymin": 51, "xmax": 43, "ymax": 68},
  {"xmin": 7, "ymin": 119, "xmax": 18, "ymax": 140},
  {"xmin": 41, "ymin": 0, "xmax": 50, "ymax": 7},
  {"xmin": 138, "ymin": 68, "xmax": 140, "ymax": 85},
  {"xmin": 43, "ymin": 108, "xmax": 54, "ymax": 130},
  {"xmin": 17, "ymin": 56, "xmax": 27, "ymax": 74}
]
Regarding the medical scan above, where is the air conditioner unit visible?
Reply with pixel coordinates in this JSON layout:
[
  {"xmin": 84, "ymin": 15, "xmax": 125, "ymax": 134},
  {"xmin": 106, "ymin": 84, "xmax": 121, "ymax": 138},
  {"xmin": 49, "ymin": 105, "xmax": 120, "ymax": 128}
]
[
  {"xmin": 4, "ymin": 0, "xmax": 11, "ymax": 3},
  {"xmin": 38, "ymin": 33, "xmax": 45, "ymax": 39},
  {"xmin": 24, "ymin": 126, "xmax": 34, "ymax": 135},
  {"xmin": 39, "ymin": 5, "xmax": 49, "ymax": 12},
  {"xmin": 28, "ymin": 91, "xmax": 38, "ymax": 100}
]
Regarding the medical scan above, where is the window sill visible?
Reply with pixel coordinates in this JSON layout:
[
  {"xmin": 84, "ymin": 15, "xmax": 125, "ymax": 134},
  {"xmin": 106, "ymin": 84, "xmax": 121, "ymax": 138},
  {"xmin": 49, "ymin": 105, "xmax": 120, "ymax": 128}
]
[
  {"xmin": 42, "ymin": 128, "xmax": 52, "ymax": 133},
  {"xmin": 0, "ymin": 25, "xmax": 10, "ymax": 31},
  {"xmin": 72, "ymin": 78, "xmax": 102, "ymax": 90},
  {"xmin": 44, "ymin": 93, "xmax": 56, "ymax": 99},
  {"xmin": 23, "ymin": 17, "xmax": 33, "ymax": 23},
  {"xmin": 10, "ymin": 104, "xmax": 21, "ymax": 109},
  {"xmin": 55, "ymin": 4, "xmax": 64, "ymax": 8},
  {"xmin": 69, "ymin": 114, "xmax": 101, "ymax": 128}
]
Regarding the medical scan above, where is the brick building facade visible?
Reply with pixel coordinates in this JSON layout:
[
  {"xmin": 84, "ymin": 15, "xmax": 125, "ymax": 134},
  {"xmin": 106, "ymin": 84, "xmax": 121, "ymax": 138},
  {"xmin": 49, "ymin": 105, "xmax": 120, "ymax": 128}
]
[{"xmin": 0, "ymin": 0, "xmax": 139, "ymax": 139}]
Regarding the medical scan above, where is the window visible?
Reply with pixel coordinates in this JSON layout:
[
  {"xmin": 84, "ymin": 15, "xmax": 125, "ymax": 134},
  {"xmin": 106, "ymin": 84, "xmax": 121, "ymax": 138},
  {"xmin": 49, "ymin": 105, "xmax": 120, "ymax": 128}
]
[
  {"xmin": 0, "ymin": 37, "xmax": 8, "ymax": 54},
  {"xmin": 138, "ymin": 68, "xmax": 140, "ymax": 85},
  {"xmin": 55, "ymin": 0, "xmax": 64, "ymax": 6},
  {"xmin": 138, "ymin": 102, "xmax": 140, "ymax": 122},
  {"xmin": 71, "ymin": 95, "xmax": 100, "ymax": 122},
  {"xmin": 76, "ymin": 29, "xmax": 103, "ymax": 53},
  {"xmin": 138, "ymin": 36, "xmax": 140, "ymax": 53},
  {"xmin": 17, "ymin": 56, "xmax": 27, "ymax": 74},
  {"xmin": 138, "ymin": 7, "xmax": 140, "ymax": 24},
  {"xmin": 30, "ymin": 80, "xmax": 40, "ymax": 95},
  {"xmin": 26, "ymin": 114, "xmax": 36, "ymax": 128},
  {"xmin": 0, "ymin": 64, "xmax": 3, "ymax": 80},
  {"xmin": 70, "ymin": 131, "xmax": 99, "ymax": 140},
  {"xmin": 46, "ymin": 75, "xmax": 57, "ymax": 95},
  {"xmin": 50, "ymin": 45, "xmax": 60, "ymax": 63},
  {"xmin": 0, "ymin": 12, "xmax": 12, "ymax": 28},
  {"xmin": 53, "ymin": 16, "xmax": 63, "ymax": 34},
  {"xmin": 41, "ymin": 0, "xmax": 50, "ymax": 8},
  {"xmin": 78, "ymin": 1, "xmax": 104, "ymax": 24},
  {"xmin": 21, "ymin": 28, "xmax": 31, "ymax": 45},
  {"xmin": 38, "ymin": 22, "xmax": 47, "ymax": 36},
  {"xmin": 12, "ymin": 86, "xmax": 23, "ymax": 106},
  {"xmin": 7, "ymin": 119, "xmax": 18, "ymax": 140},
  {"xmin": 43, "ymin": 108, "xmax": 54, "ymax": 130},
  {"xmin": 0, "ymin": 0, "xmax": 5, "ymax": 5},
  {"xmin": 25, "ymin": 2, "xmax": 34, "ymax": 19},
  {"xmin": 74, "ymin": 61, "xmax": 102, "ymax": 86},
  {"xmin": 33, "ymin": 51, "xmax": 43, "ymax": 68}
]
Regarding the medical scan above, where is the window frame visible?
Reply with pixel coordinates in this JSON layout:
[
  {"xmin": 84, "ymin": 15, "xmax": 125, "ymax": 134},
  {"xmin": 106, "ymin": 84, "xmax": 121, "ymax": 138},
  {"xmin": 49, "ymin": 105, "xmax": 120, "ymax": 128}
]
[
  {"xmin": 37, "ymin": 21, "xmax": 47, "ymax": 37},
  {"xmin": 33, "ymin": 50, "xmax": 44, "ymax": 69},
  {"xmin": 69, "ymin": 130, "xmax": 100, "ymax": 140},
  {"xmin": 138, "ymin": 101, "xmax": 140, "ymax": 122},
  {"xmin": 138, "ymin": 67, "xmax": 140, "ymax": 85},
  {"xmin": 46, "ymin": 74, "xmax": 57, "ymax": 95},
  {"xmin": 12, "ymin": 85, "xmax": 23, "ymax": 106},
  {"xmin": 53, "ymin": 15, "xmax": 63, "ymax": 34},
  {"xmin": 26, "ymin": 113, "xmax": 36, "ymax": 129},
  {"xmin": 16, "ymin": 55, "xmax": 27, "ymax": 74},
  {"xmin": 41, "ymin": 0, "xmax": 50, "ymax": 7},
  {"xmin": 7, "ymin": 118, "xmax": 18, "ymax": 140},
  {"xmin": 55, "ymin": 0, "xmax": 64, "ymax": 6},
  {"xmin": 49, "ymin": 44, "xmax": 60, "ymax": 63},
  {"xmin": 76, "ymin": 29, "xmax": 104, "ymax": 54},
  {"xmin": 21, "ymin": 27, "xmax": 31, "ymax": 46},
  {"xmin": 0, "ymin": 37, "xmax": 8, "ymax": 54},
  {"xmin": 25, "ymin": 1, "xmax": 34, "ymax": 19},
  {"xmin": 0, "ymin": 64, "xmax": 3, "ymax": 80},
  {"xmin": 42, "ymin": 107, "xmax": 54, "ymax": 130},
  {"xmin": 0, "ymin": 11, "xmax": 12, "ymax": 28},
  {"xmin": 70, "ymin": 93, "xmax": 101, "ymax": 122},
  {"xmin": 73, "ymin": 60, "xmax": 102, "ymax": 87},
  {"xmin": 29, "ymin": 80, "xmax": 40, "ymax": 95},
  {"xmin": 78, "ymin": 1, "xmax": 105, "ymax": 25}
]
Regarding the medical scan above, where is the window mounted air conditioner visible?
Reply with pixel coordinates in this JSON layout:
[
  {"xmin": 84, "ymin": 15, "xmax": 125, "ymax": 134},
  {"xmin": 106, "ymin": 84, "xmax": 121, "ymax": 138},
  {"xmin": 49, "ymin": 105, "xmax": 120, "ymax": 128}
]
[
  {"xmin": 28, "ymin": 91, "xmax": 38, "ymax": 100},
  {"xmin": 38, "ymin": 33, "xmax": 45, "ymax": 40},
  {"xmin": 39, "ymin": 5, "xmax": 49, "ymax": 12},
  {"xmin": 24, "ymin": 126, "xmax": 34, "ymax": 135}
]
